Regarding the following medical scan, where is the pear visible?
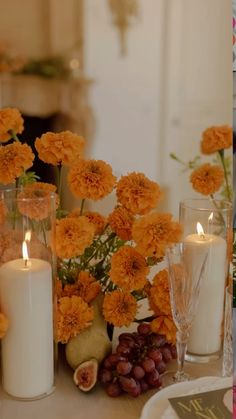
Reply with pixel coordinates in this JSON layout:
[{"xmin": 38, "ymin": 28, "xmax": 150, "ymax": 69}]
[{"xmin": 66, "ymin": 295, "xmax": 112, "ymax": 370}]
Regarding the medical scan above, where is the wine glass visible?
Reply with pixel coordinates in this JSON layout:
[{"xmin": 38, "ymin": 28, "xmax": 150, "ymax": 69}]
[{"xmin": 166, "ymin": 242, "xmax": 208, "ymax": 383}]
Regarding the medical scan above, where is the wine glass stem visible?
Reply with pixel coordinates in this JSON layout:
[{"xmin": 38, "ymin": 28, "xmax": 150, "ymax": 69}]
[{"xmin": 176, "ymin": 330, "xmax": 189, "ymax": 381}]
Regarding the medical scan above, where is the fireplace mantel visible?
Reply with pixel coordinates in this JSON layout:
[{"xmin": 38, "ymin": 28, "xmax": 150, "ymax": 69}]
[{"xmin": 0, "ymin": 73, "xmax": 93, "ymax": 118}]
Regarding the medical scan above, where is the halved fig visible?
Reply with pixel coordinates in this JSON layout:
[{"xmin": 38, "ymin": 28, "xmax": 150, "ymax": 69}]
[{"xmin": 73, "ymin": 358, "xmax": 98, "ymax": 392}]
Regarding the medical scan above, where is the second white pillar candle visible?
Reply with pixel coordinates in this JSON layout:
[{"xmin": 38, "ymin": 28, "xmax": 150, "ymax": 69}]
[{"xmin": 184, "ymin": 233, "xmax": 227, "ymax": 355}]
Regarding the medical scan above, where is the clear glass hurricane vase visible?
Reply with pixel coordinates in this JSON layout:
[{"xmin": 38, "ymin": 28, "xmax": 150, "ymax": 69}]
[
  {"xmin": 0, "ymin": 188, "xmax": 57, "ymax": 400},
  {"xmin": 179, "ymin": 199, "xmax": 232, "ymax": 362},
  {"xmin": 166, "ymin": 243, "xmax": 208, "ymax": 383}
]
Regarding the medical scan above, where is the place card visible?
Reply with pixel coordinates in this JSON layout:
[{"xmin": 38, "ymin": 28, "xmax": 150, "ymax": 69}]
[{"xmin": 168, "ymin": 387, "xmax": 232, "ymax": 418}]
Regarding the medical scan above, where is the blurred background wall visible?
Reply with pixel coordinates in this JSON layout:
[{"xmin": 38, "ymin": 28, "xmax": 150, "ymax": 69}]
[{"xmin": 0, "ymin": 0, "xmax": 232, "ymax": 217}]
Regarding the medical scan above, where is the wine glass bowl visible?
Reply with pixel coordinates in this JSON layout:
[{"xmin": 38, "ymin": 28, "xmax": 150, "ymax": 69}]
[{"xmin": 166, "ymin": 242, "xmax": 208, "ymax": 383}]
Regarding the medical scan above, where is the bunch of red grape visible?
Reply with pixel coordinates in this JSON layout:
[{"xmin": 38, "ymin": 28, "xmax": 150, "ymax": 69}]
[{"xmin": 99, "ymin": 323, "xmax": 177, "ymax": 398}]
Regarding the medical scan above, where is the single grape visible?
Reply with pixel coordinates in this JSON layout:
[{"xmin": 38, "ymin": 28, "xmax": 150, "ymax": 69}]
[
  {"xmin": 119, "ymin": 376, "xmax": 137, "ymax": 393},
  {"xmin": 131, "ymin": 365, "xmax": 145, "ymax": 380},
  {"xmin": 116, "ymin": 343, "xmax": 132, "ymax": 356},
  {"xmin": 135, "ymin": 335, "xmax": 146, "ymax": 347},
  {"xmin": 148, "ymin": 334, "xmax": 166, "ymax": 348},
  {"xmin": 170, "ymin": 345, "xmax": 177, "ymax": 359},
  {"xmin": 142, "ymin": 358, "xmax": 156, "ymax": 373},
  {"xmin": 103, "ymin": 358, "xmax": 113, "ymax": 370},
  {"xmin": 137, "ymin": 323, "xmax": 151, "ymax": 336},
  {"xmin": 106, "ymin": 382, "xmax": 122, "ymax": 397},
  {"xmin": 99, "ymin": 369, "xmax": 113, "ymax": 385},
  {"xmin": 116, "ymin": 361, "xmax": 132, "ymax": 376},
  {"xmin": 146, "ymin": 369, "xmax": 162, "ymax": 388},
  {"xmin": 140, "ymin": 379, "xmax": 149, "ymax": 393},
  {"xmin": 147, "ymin": 348, "xmax": 162, "ymax": 363},
  {"xmin": 119, "ymin": 334, "xmax": 136, "ymax": 349},
  {"xmin": 108, "ymin": 353, "xmax": 126, "ymax": 367},
  {"xmin": 160, "ymin": 347, "xmax": 172, "ymax": 363},
  {"xmin": 118, "ymin": 332, "xmax": 134, "ymax": 341},
  {"xmin": 128, "ymin": 381, "xmax": 141, "ymax": 398},
  {"xmin": 155, "ymin": 360, "xmax": 166, "ymax": 374},
  {"xmin": 120, "ymin": 338, "xmax": 136, "ymax": 349}
]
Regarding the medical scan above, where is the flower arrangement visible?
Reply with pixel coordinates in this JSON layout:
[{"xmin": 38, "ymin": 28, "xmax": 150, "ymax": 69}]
[
  {"xmin": 171, "ymin": 124, "xmax": 233, "ymax": 294},
  {"xmin": 170, "ymin": 125, "xmax": 232, "ymax": 202},
  {"xmin": 0, "ymin": 108, "xmax": 182, "ymax": 361}
]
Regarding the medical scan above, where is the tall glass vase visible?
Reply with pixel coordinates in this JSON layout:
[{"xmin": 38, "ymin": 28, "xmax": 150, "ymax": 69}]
[
  {"xmin": 0, "ymin": 188, "xmax": 57, "ymax": 400},
  {"xmin": 179, "ymin": 198, "xmax": 232, "ymax": 363}
]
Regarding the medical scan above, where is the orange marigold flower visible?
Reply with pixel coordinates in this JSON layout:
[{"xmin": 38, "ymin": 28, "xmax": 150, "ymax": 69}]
[
  {"xmin": 25, "ymin": 182, "xmax": 60, "ymax": 208},
  {"xmin": 57, "ymin": 296, "xmax": 93, "ymax": 343},
  {"xmin": 148, "ymin": 269, "xmax": 171, "ymax": 316},
  {"xmin": 17, "ymin": 188, "xmax": 55, "ymax": 221},
  {"xmin": 201, "ymin": 125, "xmax": 232, "ymax": 155},
  {"xmin": 35, "ymin": 131, "xmax": 85, "ymax": 166},
  {"xmin": 0, "ymin": 230, "xmax": 49, "ymax": 266},
  {"xmin": 110, "ymin": 246, "xmax": 149, "ymax": 291},
  {"xmin": 0, "ymin": 200, "xmax": 7, "ymax": 225},
  {"xmin": 0, "ymin": 142, "xmax": 34, "ymax": 185},
  {"xmin": 84, "ymin": 212, "xmax": 106, "ymax": 235},
  {"xmin": 190, "ymin": 163, "xmax": 224, "ymax": 195},
  {"xmin": 116, "ymin": 172, "xmax": 161, "ymax": 215},
  {"xmin": 132, "ymin": 212, "xmax": 182, "ymax": 258},
  {"xmin": 56, "ymin": 273, "xmax": 100, "ymax": 303},
  {"xmin": 68, "ymin": 159, "xmax": 116, "ymax": 201},
  {"xmin": 108, "ymin": 206, "xmax": 134, "ymax": 240},
  {"xmin": 102, "ymin": 290, "xmax": 137, "ymax": 327},
  {"xmin": 150, "ymin": 315, "xmax": 176, "ymax": 344},
  {"xmin": 69, "ymin": 209, "xmax": 106, "ymax": 235},
  {"xmin": 55, "ymin": 279, "xmax": 80, "ymax": 298},
  {"xmin": 77, "ymin": 271, "xmax": 101, "ymax": 303},
  {"xmin": 0, "ymin": 312, "xmax": 9, "ymax": 338},
  {"xmin": 56, "ymin": 217, "xmax": 95, "ymax": 259},
  {"xmin": 0, "ymin": 107, "xmax": 24, "ymax": 143}
]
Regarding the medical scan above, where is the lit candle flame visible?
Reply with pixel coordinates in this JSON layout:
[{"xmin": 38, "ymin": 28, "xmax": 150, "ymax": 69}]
[
  {"xmin": 25, "ymin": 230, "xmax": 31, "ymax": 242},
  {"xmin": 197, "ymin": 222, "xmax": 205, "ymax": 239},
  {"xmin": 22, "ymin": 230, "xmax": 31, "ymax": 267},
  {"xmin": 208, "ymin": 212, "xmax": 213, "ymax": 222}
]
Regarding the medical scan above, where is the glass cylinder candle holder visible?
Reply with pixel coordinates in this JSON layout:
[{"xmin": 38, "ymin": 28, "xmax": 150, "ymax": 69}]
[
  {"xmin": 0, "ymin": 188, "xmax": 57, "ymax": 400},
  {"xmin": 179, "ymin": 198, "xmax": 232, "ymax": 363}
]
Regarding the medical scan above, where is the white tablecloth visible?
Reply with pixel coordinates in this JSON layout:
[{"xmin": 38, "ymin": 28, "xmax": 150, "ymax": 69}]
[{"xmin": 0, "ymin": 359, "xmax": 222, "ymax": 419}]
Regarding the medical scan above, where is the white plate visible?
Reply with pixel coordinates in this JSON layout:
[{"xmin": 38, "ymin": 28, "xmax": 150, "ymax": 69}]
[{"xmin": 140, "ymin": 376, "xmax": 232, "ymax": 419}]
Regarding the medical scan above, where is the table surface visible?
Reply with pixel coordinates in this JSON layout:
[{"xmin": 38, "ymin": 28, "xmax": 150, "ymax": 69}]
[{"xmin": 0, "ymin": 357, "xmax": 222, "ymax": 419}]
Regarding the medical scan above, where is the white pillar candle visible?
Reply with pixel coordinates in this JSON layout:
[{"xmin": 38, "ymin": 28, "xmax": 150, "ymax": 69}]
[
  {"xmin": 0, "ymin": 258, "xmax": 54, "ymax": 399},
  {"xmin": 184, "ymin": 232, "xmax": 227, "ymax": 355}
]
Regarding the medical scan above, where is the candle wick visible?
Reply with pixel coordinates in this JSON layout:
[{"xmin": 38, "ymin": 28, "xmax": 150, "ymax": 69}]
[
  {"xmin": 24, "ymin": 259, "xmax": 28, "ymax": 268},
  {"xmin": 200, "ymin": 233, "xmax": 205, "ymax": 240}
]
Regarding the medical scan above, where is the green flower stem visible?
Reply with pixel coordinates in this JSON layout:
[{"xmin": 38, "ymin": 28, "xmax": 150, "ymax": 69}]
[
  {"xmin": 8, "ymin": 130, "xmax": 20, "ymax": 142},
  {"xmin": 209, "ymin": 193, "xmax": 226, "ymax": 228},
  {"xmin": 170, "ymin": 153, "xmax": 186, "ymax": 166},
  {"xmin": 56, "ymin": 165, "xmax": 63, "ymax": 208},
  {"xmin": 218, "ymin": 150, "xmax": 232, "ymax": 202},
  {"xmin": 12, "ymin": 178, "xmax": 22, "ymax": 229},
  {"xmin": 41, "ymin": 221, "xmax": 47, "ymax": 247},
  {"xmin": 80, "ymin": 199, "xmax": 85, "ymax": 215},
  {"xmin": 83, "ymin": 233, "xmax": 117, "ymax": 269},
  {"xmin": 15, "ymin": 177, "xmax": 20, "ymax": 189}
]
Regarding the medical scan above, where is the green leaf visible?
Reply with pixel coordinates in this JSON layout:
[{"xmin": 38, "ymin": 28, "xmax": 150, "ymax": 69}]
[{"xmin": 18, "ymin": 171, "xmax": 40, "ymax": 186}]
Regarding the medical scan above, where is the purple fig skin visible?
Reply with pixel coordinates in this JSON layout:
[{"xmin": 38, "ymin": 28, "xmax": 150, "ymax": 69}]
[{"xmin": 73, "ymin": 358, "xmax": 98, "ymax": 392}]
